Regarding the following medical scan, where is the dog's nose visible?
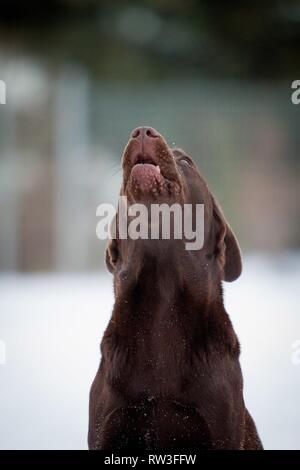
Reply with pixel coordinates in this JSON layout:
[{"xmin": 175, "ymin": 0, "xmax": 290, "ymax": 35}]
[{"xmin": 131, "ymin": 126, "xmax": 160, "ymax": 140}]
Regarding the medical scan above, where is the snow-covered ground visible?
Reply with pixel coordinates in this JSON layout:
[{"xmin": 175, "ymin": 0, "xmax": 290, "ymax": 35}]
[{"xmin": 0, "ymin": 255, "xmax": 299, "ymax": 449}]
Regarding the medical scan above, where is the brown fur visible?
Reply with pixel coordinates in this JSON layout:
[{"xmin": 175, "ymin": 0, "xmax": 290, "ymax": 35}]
[{"xmin": 88, "ymin": 127, "xmax": 263, "ymax": 450}]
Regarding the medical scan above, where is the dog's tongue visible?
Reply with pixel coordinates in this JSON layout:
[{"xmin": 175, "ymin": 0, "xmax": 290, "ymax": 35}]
[{"xmin": 130, "ymin": 163, "xmax": 164, "ymax": 194}]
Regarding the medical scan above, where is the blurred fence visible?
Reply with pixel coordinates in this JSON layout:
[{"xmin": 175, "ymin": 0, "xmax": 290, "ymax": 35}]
[{"xmin": 0, "ymin": 61, "xmax": 299, "ymax": 271}]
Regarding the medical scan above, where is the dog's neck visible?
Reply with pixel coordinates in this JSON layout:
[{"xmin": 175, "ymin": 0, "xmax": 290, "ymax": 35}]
[
  {"xmin": 102, "ymin": 251, "xmax": 239, "ymax": 394},
  {"xmin": 108, "ymin": 247, "xmax": 234, "ymax": 349}
]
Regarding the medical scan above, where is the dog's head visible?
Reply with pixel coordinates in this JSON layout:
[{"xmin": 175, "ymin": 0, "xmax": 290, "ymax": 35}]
[{"xmin": 106, "ymin": 127, "xmax": 242, "ymax": 284}]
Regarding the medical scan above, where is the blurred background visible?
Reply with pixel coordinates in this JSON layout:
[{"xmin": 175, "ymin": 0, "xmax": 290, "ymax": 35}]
[{"xmin": 0, "ymin": 0, "xmax": 299, "ymax": 450}]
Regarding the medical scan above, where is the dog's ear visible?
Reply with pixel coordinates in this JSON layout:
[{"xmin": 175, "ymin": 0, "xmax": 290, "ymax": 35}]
[
  {"xmin": 105, "ymin": 214, "xmax": 120, "ymax": 273},
  {"xmin": 105, "ymin": 238, "xmax": 119, "ymax": 273},
  {"xmin": 212, "ymin": 196, "xmax": 242, "ymax": 282}
]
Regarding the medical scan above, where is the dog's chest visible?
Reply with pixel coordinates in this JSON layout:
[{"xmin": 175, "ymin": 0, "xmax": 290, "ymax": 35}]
[{"xmin": 121, "ymin": 316, "xmax": 194, "ymax": 396}]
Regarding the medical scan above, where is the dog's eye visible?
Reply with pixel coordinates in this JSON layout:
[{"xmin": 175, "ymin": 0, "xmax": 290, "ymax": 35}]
[{"xmin": 179, "ymin": 158, "xmax": 191, "ymax": 166}]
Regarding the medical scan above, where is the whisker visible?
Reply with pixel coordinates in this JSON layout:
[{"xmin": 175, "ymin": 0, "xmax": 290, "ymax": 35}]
[
  {"xmin": 108, "ymin": 161, "xmax": 120, "ymax": 170},
  {"xmin": 111, "ymin": 167, "xmax": 122, "ymax": 177}
]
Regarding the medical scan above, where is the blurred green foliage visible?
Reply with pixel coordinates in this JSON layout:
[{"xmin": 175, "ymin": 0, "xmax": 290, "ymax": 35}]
[{"xmin": 0, "ymin": 0, "xmax": 300, "ymax": 79}]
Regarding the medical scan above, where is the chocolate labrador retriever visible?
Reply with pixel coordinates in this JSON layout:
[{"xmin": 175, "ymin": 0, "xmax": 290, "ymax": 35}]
[{"xmin": 89, "ymin": 127, "xmax": 263, "ymax": 450}]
